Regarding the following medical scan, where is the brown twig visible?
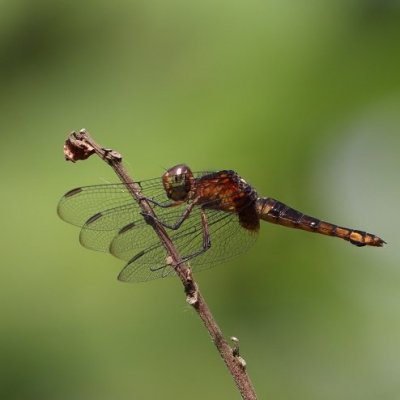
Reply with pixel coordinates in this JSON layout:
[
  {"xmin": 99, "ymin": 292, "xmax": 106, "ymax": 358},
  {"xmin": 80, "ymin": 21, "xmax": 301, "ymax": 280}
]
[{"xmin": 63, "ymin": 129, "xmax": 258, "ymax": 400}]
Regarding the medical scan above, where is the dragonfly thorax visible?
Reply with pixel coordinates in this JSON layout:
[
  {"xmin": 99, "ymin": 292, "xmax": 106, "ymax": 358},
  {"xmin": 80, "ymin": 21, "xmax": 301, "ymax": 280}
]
[{"xmin": 162, "ymin": 164, "xmax": 196, "ymax": 202}]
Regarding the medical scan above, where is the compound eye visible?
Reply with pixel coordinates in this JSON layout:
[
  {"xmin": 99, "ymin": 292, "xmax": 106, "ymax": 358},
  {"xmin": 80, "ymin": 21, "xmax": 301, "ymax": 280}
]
[{"xmin": 162, "ymin": 164, "xmax": 194, "ymax": 201}]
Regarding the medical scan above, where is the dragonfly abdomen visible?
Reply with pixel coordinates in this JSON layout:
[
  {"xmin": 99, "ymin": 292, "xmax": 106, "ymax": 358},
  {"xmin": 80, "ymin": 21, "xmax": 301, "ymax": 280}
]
[{"xmin": 256, "ymin": 198, "xmax": 385, "ymax": 247}]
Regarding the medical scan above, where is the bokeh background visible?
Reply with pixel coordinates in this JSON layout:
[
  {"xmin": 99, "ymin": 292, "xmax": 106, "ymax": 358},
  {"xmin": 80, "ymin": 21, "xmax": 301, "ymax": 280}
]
[{"xmin": 1, "ymin": 1, "xmax": 399, "ymax": 399}]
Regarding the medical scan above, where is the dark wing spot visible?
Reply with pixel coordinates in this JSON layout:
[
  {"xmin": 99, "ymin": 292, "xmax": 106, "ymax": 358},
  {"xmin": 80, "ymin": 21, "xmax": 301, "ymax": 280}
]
[
  {"xmin": 64, "ymin": 187, "xmax": 83, "ymax": 197},
  {"xmin": 85, "ymin": 212, "xmax": 102, "ymax": 225},
  {"xmin": 118, "ymin": 222, "xmax": 136, "ymax": 234},
  {"xmin": 128, "ymin": 250, "xmax": 146, "ymax": 263}
]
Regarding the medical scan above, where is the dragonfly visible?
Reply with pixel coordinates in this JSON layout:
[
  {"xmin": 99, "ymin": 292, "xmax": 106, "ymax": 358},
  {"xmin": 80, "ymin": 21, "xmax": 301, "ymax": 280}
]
[{"xmin": 58, "ymin": 164, "xmax": 385, "ymax": 282}]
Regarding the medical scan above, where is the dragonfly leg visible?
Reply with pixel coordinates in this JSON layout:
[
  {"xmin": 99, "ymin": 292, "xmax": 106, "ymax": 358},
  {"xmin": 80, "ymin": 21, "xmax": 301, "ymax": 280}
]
[
  {"xmin": 142, "ymin": 199, "xmax": 199, "ymax": 230},
  {"xmin": 145, "ymin": 197, "xmax": 179, "ymax": 208},
  {"xmin": 180, "ymin": 208, "xmax": 211, "ymax": 263},
  {"xmin": 146, "ymin": 209, "xmax": 211, "ymax": 276}
]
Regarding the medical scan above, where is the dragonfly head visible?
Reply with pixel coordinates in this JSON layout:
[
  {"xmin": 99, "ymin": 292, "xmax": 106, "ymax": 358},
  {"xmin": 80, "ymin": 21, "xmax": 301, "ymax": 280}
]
[{"xmin": 162, "ymin": 164, "xmax": 195, "ymax": 201}]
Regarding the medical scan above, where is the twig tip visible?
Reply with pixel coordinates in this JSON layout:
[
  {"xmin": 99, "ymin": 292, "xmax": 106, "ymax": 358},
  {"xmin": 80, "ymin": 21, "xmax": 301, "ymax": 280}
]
[{"xmin": 63, "ymin": 130, "xmax": 95, "ymax": 162}]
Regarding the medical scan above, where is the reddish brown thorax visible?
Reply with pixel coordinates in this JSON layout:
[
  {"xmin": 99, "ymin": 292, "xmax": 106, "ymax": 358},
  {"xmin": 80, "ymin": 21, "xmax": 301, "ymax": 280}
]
[{"xmin": 162, "ymin": 165, "xmax": 260, "ymax": 231}]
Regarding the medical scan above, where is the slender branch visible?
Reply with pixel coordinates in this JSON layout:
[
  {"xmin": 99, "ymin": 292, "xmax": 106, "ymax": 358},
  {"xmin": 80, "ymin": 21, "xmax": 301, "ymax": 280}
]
[{"xmin": 63, "ymin": 129, "xmax": 258, "ymax": 400}]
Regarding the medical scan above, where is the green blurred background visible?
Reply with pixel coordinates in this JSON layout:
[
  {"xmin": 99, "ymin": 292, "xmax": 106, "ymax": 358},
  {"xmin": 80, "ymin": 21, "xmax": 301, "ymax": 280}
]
[{"xmin": 1, "ymin": 1, "xmax": 399, "ymax": 399}]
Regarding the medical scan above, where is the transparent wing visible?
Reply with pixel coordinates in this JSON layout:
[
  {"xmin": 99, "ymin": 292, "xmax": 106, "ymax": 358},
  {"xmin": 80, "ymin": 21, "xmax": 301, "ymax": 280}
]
[
  {"xmin": 57, "ymin": 178, "xmax": 165, "ymax": 228},
  {"xmin": 79, "ymin": 204, "xmax": 190, "ymax": 253},
  {"xmin": 57, "ymin": 171, "xmax": 212, "ymax": 228},
  {"xmin": 58, "ymin": 170, "xmax": 257, "ymax": 283},
  {"xmin": 117, "ymin": 208, "xmax": 258, "ymax": 283},
  {"xmin": 110, "ymin": 206, "xmax": 218, "ymax": 261}
]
